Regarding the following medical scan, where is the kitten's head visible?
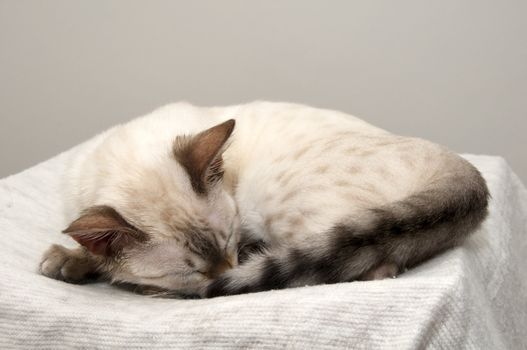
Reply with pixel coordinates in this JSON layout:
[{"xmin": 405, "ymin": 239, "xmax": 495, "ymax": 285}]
[{"xmin": 64, "ymin": 120, "xmax": 240, "ymax": 297}]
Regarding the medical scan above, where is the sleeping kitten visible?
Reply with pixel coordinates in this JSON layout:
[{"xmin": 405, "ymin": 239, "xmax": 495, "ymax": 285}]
[{"xmin": 39, "ymin": 102, "xmax": 489, "ymax": 297}]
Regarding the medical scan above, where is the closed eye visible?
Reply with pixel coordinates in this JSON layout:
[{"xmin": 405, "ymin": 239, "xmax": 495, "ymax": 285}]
[{"xmin": 136, "ymin": 270, "xmax": 197, "ymax": 279}]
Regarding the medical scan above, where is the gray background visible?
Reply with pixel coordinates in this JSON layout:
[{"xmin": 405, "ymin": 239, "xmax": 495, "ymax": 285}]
[{"xmin": 1, "ymin": 1, "xmax": 526, "ymax": 182}]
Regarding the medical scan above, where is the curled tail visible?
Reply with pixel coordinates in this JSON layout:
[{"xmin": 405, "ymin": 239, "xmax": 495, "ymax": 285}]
[{"xmin": 207, "ymin": 158, "xmax": 489, "ymax": 298}]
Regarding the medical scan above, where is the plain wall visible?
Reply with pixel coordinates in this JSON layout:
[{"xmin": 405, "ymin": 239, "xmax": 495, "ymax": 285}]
[{"xmin": 1, "ymin": 1, "xmax": 526, "ymax": 182}]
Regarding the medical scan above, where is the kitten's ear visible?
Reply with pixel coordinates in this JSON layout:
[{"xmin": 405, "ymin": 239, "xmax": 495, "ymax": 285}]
[
  {"xmin": 174, "ymin": 119, "xmax": 235, "ymax": 194},
  {"xmin": 63, "ymin": 206, "xmax": 145, "ymax": 256}
]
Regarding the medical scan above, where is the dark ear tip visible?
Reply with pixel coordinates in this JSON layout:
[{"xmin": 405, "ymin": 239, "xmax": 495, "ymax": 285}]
[
  {"xmin": 216, "ymin": 119, "xmax": 235, "ymax": 139},
  {"xmin": 225, "ymin": 119, "xmax": 236, "ymax": 131}
]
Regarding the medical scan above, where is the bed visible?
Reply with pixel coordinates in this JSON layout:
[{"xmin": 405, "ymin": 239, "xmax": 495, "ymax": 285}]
[{"xmin": 1, "ymin": 147, "xmax": 526, "ymax": 349}]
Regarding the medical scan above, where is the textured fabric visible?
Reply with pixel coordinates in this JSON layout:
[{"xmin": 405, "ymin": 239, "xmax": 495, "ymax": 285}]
[{"xmin": 0, "ymin": 151, "xmax": 526, "ymax": 349}]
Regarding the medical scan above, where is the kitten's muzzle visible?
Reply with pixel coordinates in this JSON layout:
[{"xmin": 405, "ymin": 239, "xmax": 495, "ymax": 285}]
[{"xmin": 206, "ymin": 256, "xmax": 235, "ymax": 279}]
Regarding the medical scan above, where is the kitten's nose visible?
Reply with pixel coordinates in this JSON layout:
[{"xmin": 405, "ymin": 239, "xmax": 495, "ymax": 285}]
[
  {"xmin": 226, "ymin": 253, "xmax": 237, "ymax": 268},
  {"xmin": 208, "ymin": 256, "xmax": 234, "ymax": 278}
]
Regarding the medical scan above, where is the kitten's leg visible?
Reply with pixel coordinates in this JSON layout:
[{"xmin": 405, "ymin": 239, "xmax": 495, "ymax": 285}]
[{"xmin": 39, "ymin": 244, "xmax": 103, "ymax": 283}]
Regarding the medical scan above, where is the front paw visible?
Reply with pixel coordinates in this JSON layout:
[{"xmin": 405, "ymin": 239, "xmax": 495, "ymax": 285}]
[{"xmin": 39, "ymin": 244, "xmax": 99, "ymax": 283}]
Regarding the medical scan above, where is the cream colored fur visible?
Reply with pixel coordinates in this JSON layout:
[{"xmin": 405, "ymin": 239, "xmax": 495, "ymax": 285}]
[{"xmin": 41, "ymin": 101, "xmax": 482, "ymax": 296}]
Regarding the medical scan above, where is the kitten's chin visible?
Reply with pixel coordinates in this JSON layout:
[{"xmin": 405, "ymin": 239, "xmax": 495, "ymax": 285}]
[
  {"xmin": 196, "ymin": 286, "xmax": 209, "ymax": 299},
  {"xmin": 171, "ymin": 282, "xmax": 211, "ymax": 299},
  {"xmin": 132, "ymin": 283, "xmax": 210, "ymax": 299},
  {"xmin": 173, "ymin": 284, "xmax": 209, "ymax": 299}
]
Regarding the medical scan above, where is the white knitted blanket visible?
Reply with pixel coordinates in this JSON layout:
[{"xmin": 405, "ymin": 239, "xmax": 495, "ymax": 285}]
[{"xmin": 0, "ymin": 151, "xmax": 526, "ymax": 349}]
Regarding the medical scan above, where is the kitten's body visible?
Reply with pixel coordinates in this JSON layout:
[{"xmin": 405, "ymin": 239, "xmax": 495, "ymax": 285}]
[{"xmin": 40, "ymin": 102, "xmax": 488, "ymax": 297}]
